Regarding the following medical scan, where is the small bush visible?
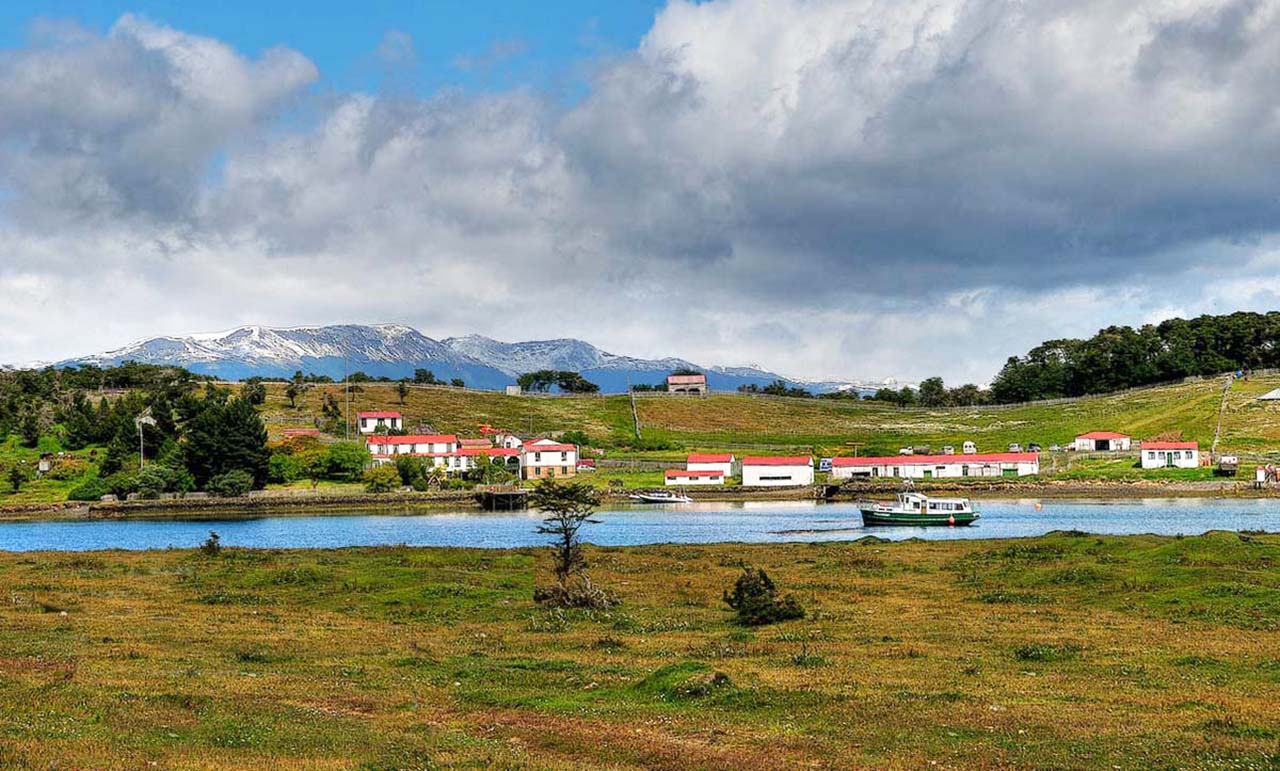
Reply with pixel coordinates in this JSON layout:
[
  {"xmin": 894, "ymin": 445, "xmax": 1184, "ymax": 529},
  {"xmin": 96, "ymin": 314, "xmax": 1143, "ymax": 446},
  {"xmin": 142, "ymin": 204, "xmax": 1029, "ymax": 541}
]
[
  {"xmin": 723, "ymin": 566, "xmax": 805, "ymax": 626},
  {"xmin": 363, "ymin": 464, "xmax": 402, "ymax": 493},
  {"xmin": 208, "ymin": 469, "xmax": 254, "ymax": 498},
  {"xmin": 67, "ymin": 477, "xmax": 111, "ymax": 501},
  {"xmin": 200, "ymin": 531, "xmax": 222, "ymax": 557},
  {"xmin": 1012, "ymin": 643, "xmax": 1081, "ymax": 662},
  {"xmin": 533, "ymin": 574, "xmax": 620, "ymax": 610}
]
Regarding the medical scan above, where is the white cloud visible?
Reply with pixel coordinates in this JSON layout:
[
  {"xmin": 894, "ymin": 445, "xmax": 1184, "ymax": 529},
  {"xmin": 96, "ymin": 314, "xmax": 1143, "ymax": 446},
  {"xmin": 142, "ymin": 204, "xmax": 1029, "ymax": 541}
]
[{"xmin": 4, "ymin": 1, "xmax": 1280, "ymax": 382}]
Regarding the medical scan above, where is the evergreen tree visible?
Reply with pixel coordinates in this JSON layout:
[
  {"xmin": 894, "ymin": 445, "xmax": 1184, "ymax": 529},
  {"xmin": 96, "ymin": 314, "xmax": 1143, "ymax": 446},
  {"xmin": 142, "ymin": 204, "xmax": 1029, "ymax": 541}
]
[{"xmin": 183, "ymin": 398, "xmax": 270, "ymax": 489}]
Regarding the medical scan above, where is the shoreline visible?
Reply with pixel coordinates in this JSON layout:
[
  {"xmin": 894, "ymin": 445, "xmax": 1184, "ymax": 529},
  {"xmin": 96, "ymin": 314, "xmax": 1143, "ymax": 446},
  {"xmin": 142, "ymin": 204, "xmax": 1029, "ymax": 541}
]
[{"xmin": 0, "ymin": 476, "xmax": 1275, "ymax": 522}]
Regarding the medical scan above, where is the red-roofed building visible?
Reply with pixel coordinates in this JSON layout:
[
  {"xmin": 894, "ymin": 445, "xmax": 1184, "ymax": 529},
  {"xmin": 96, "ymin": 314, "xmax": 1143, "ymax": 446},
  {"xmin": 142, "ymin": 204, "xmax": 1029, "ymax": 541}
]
[
  {"xmin": 367, "ymin": 434, "xmax": 458, "ymax": 464},
  {"xmin": 686, "ymin": 453, "xmax": 736, "ymax": 477},
  {"xmin": 665, "ymin": 469, "xmax": 725, "ymax": 486},
  {"xmin": 1141, "ymin": 441, "xmax": 1199, "ymax": 469},
  {"xmin": 280, "ymin": 428, "xmax": 321, "ymax": 440},
  {"xmin": 1072, "ymin": 431, "xmax": 1131, "ymax": 452},
  {"xmin": 830, "ymin": 452, "xmax": 1040, "ymax": 480},
  {"xmin": 357, "ymin": 411, "xmax": 403, "ymax": 434},
  {"xmin": 458, "ymin": 438, "xmax": 493, "ymax": 448},
  {"xmin": 741, "ymin": 456, "xmax": 813, "ymax": 487},
  {"xmin": 521, "ymin": 438, "xmax": 579, "ymax": 480}
]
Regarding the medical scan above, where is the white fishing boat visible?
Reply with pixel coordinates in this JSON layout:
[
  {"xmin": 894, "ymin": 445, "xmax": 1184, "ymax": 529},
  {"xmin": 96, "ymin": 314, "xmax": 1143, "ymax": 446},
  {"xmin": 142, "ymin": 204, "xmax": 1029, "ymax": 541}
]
[
  {"xmin": 860, "ymin": 483, "xmax": 979, "ymax": 526},
  {"xmin": 629, "ymin": 490, "xmax": 694, "ymax": 504}
]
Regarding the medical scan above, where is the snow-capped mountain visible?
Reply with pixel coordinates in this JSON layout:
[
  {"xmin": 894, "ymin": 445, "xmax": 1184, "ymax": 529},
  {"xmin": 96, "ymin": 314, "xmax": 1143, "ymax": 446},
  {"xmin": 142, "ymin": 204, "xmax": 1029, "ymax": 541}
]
[{"xmin": 49, "ymin": 324, "xmax": 868, "ymax": 394}]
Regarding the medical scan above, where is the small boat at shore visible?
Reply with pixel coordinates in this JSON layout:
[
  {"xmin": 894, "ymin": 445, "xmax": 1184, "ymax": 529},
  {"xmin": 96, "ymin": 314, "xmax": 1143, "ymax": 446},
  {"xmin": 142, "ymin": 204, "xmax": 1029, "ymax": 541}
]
[
  {"xmin": 859, "ymin": 487, "xmax": 979, "ymax": 526},
  {"xmin": 629, "ymin": 490, "xmax": 694, "ymax": 504}
]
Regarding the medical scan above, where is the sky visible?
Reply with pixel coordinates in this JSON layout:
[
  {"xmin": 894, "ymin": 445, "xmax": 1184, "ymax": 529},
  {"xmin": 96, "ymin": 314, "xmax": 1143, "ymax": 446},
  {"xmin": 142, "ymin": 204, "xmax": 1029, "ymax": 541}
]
[{"xmin": 3, "ymin": 0, "xmax": 1280, "ymax": 384}]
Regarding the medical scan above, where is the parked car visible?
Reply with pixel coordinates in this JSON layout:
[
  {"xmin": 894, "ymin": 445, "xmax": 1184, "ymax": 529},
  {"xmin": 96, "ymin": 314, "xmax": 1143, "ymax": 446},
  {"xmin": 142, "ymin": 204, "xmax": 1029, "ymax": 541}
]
[
  {"xmin": 818, "ymin": 457, "xmax": 833, "ymax": 472},
  {"xmin": 1048, "ymin": 444, "xmax": 1062, "ymax": 452},
  {"xmin": 1008, "ymin": 442, "xmax": 1022, "ymax": 452},
  {"xmin": 941, "ymin": 445, "xmax": 955, "ymax": 455},
  {"xmin": 1027, "ymin": 443, "xmax": 1042, "ymax": 453}
]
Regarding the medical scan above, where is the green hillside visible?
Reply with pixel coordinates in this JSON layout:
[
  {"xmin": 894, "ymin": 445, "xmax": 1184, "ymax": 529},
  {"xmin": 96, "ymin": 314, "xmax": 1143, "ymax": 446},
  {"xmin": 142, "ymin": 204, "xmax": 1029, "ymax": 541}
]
[{"xmin": 261, "ymin": 373, "xmax": 1280, "ymax": 458}]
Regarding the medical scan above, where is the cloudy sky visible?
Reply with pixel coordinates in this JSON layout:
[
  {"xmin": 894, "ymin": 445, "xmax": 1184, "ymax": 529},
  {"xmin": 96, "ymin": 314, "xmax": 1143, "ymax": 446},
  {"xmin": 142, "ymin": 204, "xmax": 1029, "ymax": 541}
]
[{"xmin": 3, "ymin": 0, "xmax": 1280, "ymax": 384}]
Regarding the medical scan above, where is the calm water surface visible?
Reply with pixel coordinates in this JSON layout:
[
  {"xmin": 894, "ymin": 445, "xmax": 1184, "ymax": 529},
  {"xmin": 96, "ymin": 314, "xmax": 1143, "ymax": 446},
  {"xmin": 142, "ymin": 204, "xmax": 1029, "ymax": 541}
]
[{"xmin": 1, "ymin": 498, "xmax": 1278, "ymax": 552}]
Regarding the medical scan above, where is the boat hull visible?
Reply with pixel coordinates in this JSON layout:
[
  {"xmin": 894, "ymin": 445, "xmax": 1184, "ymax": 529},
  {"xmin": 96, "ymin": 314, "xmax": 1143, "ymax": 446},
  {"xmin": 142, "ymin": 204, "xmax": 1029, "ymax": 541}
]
[{"xmin": 859, "ymin": 508, "xmax": 980, "ymax": 527}]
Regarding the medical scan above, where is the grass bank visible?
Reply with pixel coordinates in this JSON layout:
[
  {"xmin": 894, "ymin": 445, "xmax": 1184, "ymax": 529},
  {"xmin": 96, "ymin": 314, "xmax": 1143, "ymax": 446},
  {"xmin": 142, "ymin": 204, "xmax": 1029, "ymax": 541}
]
[{"xmin": 3, "ymin": 533, "xmax": 1280, "ymax": 769}]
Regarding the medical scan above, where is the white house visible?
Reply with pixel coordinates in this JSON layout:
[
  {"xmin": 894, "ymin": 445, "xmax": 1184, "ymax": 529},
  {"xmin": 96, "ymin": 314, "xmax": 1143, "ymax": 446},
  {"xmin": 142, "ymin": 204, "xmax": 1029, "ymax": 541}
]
[
  {"xmin": 366, "ymin": 434, "xmax": 459, "ymax": 469},
  {"xmin": 741, "ymin": 456, "xmax": 814, "ymax": 487},
  {"xmin": 667, "ymin": 373, "xmax": 708, "ymax": 395},
  {"xmin": 492, "ymin": 432, "xmax": 525, "ymax": 450},
  {"xmin": 358, "ymin": 411, "xmax": 403, "ymax": 434},
  {"xmin": 1141, "ymin": 441, "xmax": 1199, "ymax": 469},
  {"xmin": 829, "ymin": 452, "xmax": 1040, "ymax": 480},
  {"xmin": 664, "ymin": 469, "xmax": 725, "ymax": 486},
  {"xmin": 455, "ymin": 446, "xmax": 521, "ymax": 474},
  {"xmin": 521, "ymin": 439, "xmax": 579, "ymax": 480},
  {"xmin": 1072, "ymin": 431, "xmax": 1131, "ymax": 452},
  {"xmin": 686, "ymin": 453, "xmax": 735, "ymax": 477}
]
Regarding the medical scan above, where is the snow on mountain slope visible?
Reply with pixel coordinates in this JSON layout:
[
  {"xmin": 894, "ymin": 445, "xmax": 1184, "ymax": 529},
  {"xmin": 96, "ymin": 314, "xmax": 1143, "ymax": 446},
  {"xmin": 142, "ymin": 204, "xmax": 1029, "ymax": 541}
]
[{"xmin": 48, "ymin": 324, "xmax": 866, "ymax": 393}]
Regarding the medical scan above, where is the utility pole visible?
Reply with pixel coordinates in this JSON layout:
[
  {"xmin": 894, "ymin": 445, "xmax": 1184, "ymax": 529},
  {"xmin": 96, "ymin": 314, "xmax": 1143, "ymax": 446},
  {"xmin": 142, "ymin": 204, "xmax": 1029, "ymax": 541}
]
[
  {"xmin": 135, "ymin": 409, "xmax": 156, "ymax": 468},
  {"xmin": 343, "ymin": 355, "xmax": 350, "ymax": 441}
]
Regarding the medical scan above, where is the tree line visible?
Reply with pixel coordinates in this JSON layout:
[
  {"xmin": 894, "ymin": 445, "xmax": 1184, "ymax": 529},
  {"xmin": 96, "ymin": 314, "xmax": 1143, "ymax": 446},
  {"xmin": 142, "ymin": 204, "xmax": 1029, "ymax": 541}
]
[{"xmin": 989, "ymin": 312, "xmax": 1280, "ymax": 403}]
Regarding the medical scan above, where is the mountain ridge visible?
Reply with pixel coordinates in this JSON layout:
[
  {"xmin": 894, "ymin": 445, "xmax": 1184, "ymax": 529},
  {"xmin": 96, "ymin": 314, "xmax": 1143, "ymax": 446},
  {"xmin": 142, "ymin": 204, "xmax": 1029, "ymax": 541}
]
[{"xmin": 47, "ymin": 324, "xmax": 879, "ymax": 394}]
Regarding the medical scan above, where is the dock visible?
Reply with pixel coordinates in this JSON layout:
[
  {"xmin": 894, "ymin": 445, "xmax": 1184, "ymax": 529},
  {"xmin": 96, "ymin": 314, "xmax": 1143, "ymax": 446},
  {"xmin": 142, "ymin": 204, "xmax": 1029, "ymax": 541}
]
[{"xmin": 476, "ymin": 486, "xmax": 529, "ymax": 511}]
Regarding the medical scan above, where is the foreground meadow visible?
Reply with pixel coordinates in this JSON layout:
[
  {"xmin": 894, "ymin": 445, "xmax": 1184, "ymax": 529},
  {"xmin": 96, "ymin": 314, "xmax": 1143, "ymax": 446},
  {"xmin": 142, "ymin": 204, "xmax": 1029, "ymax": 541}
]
[{"xmin": 2, "ymin": 532, "xmax": 1279, "ymax": 770}]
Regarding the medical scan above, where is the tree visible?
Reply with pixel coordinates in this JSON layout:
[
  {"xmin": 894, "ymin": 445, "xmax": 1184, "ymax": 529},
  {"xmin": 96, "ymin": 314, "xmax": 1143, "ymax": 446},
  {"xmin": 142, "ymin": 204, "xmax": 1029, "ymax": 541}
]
[
  {"xmin": 530, "ymin": 479, "xmax": 602, "ymax": 586},
  {"xmin": 183, "ymin": 398, "xmax": 270, "ymax": 490},
  {"xmin": 396, "ymin": 380, "xmax": 410, "ymax": 404},
  {"xmin": 241, "ymin": 381, "xmax": 267, "ymax": 406},
  {"xmin": 413, "ymin": 369, "xmax": 438, "ymax": 385},
  {"xmin": 560, "ymin": 430, "xmax": 590, "ymax": 448},
  {"xmin": 208, "ymin": 469, "xmax": 254, "ymax": 497},
  {"xmin": 322, "ymin": 442, "xmax": 370, "ymax": 481},
  {"xmin": 450, "ymin": 378, "xmax": 465, "ymax": 388},
  {"xmin": 917, "ymin": 377, "xmax": 948, "ymax": 408},
  {"xmin": 19, "ymin": 410, "xmax": 39, "ymax": 448},
  {"xmin": 8, "ymin": 464, "xmax": 27, "ymax": 493}
]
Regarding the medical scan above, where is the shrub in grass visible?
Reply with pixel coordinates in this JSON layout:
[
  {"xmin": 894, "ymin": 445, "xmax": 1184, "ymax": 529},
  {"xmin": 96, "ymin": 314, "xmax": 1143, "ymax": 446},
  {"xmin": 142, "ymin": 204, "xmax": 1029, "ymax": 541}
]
[
  {"xmin": 67, "ymin": 477, "xmax": 111, "ymax": 501},
  {"xmin": 200, "ymin": 531, "xmax": 222, "ymax": 557},
  {"xmin": 208, "ymin": 469, "xmax": 254, "ymax": 498},
  {"xmin": 362, "ymin": 464, "xmax": 402, "ymax": 493},
  {"xmin": 723, "ymin": 566, "xmax": 805, "ymax": 626},
  {"xmin": 1012, "ymin": 643, "xmax": 1081, "ymax": 662}
]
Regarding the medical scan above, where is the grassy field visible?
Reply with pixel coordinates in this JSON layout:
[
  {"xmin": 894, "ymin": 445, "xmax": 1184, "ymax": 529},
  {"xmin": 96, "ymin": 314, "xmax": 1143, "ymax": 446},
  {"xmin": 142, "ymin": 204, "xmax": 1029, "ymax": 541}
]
[
  {"xmin": 3, "ymin": 533, "xmax": 1280, "ymax": 769},
  {"xmin": 262, "ymin": 374, "xmax": 1280, "ymax": 459}
]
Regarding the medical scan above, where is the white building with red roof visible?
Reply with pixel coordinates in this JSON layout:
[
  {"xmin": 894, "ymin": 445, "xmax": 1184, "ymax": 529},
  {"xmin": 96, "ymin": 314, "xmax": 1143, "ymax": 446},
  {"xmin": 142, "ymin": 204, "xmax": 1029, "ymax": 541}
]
[
  {"xmin": 367, "ymin": 434, "xmax": 522, "ymax": 475},
  {"xmin": 741, "ymin": 456, "xmax": 813, "ymax": 487},
  {"xmin": 1072, "ymin": 431, "xmax": 1131, "ymax": 452},
  {"xmin": 357, "ymin": 411, "xmax": 403, "ymax": 434},
  {"xmin": 686, "ymin": 453, "xmax": 736, "ymax": 477},
  {"xmin": 830, "ymin": 452, "xmax": 1040, "ymax": 480},
  {"xmin": 1140, "ymin": 441, "xmax": 1199, "ymax": 469},
  {"xmin": 521, "ymin": 438, "xmax": 579, "ymax": 480},
  {"xmin": 665, "ymin": 469, "xmax": 726, "ymax": 486}
]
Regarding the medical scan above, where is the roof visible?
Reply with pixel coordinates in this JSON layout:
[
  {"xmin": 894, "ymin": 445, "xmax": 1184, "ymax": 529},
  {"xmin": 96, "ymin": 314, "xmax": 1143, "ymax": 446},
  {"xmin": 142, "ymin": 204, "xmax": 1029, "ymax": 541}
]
[
  {"xmin": 1258, "ymin": 388, "xmax": 1280, "ymax": 401},
  {"xmin": 523, "ymin": 443, "xmax": 576, "ymax": 453},
  {"xmin": 1075, "ymin": 431, "xmax": 1129, "ymax": 440},
  {"xmin": 454, "ymin": 447, "xmax": 519, "ymax": 457},
  {"xmin": 667, "ymin": 374, "xmax": 707, "ymax": 384},
  {"xmin": 358, "ymin": 411, "xmax": 402, "ymax": 419},
  {"xmin": 665, "ymin": 469, "xmax": 724, "ymax": 477},
  {"xmin": 366, "ymin": 434, "xmax": 457, "ymax": 445},
  {"xmin": 281, "ymin": 428, "xmax": 320, "ymax": 435},
  {"xmin": 832, "ymin": 452, "xmax": 1039, "ymax": 466},
  {"xmin": 742, "ymin": 456, "xmax": 813, "ymax": 466},
  {"xmin": 687, "ymin": 453, "xmax": 735, "ymax": 464},
  {"xmin": 1142, "ymin": 441, "xmax": 1198, "ymax": 450},
  {"xmin": 457, "ymin": 438, "xmax": 492, "ymax": 447}
]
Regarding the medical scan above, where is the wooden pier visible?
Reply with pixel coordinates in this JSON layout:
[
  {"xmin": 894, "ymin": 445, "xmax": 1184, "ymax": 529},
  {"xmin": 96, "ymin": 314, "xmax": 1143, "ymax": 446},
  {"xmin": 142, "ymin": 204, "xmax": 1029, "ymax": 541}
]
[{"xmin": 476, "ymin": 486, "xmax": 529, "ymax": 511}]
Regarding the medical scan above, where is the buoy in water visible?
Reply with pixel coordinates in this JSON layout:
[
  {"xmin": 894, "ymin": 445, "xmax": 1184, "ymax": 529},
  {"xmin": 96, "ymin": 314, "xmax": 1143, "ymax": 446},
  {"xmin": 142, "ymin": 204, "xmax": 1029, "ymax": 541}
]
[
  {"xmin": 948, "ymin": 514, "xmax": 956, "ymax": 526},
  {"xmin": 1034, "ymin": 502, "xmax": 1043, "ymax": 511}
]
